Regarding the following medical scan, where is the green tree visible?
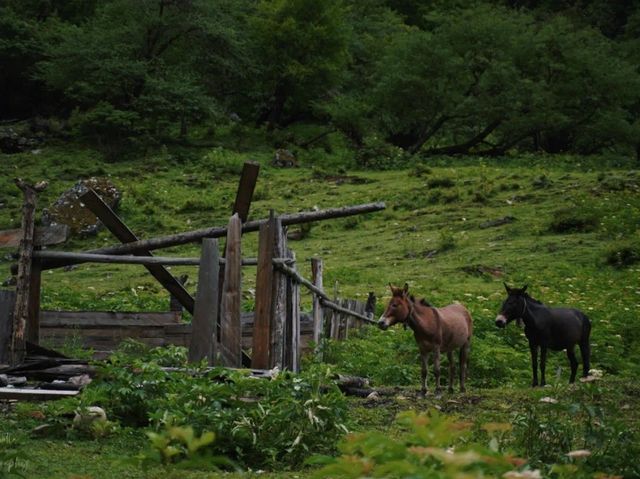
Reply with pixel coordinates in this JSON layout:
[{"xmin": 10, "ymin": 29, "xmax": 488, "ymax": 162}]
[
  {"xmin": 249, "ymin": 0, "xmax": 350, "ymax": 128},
  {"xmin": 37, "ymin": 0, "xmax": 248, "ymax": 150}
]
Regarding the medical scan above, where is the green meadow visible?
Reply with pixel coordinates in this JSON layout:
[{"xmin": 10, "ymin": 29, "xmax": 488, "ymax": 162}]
[{"xmin": 0, "ymin": 145, "xmax": 639, "ymax": 478}]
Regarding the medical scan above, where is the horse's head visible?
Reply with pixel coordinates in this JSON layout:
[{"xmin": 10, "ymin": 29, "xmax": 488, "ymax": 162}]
[
  {"xmin": 378, "ymin": 283, "xmax": 412, "ymax": 330},
  {"xmin": 495, "ymin": 282, "xmax": 527, "ymax": 328}
]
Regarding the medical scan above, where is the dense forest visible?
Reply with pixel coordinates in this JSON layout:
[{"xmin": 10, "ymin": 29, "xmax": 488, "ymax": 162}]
[{"xmin": 2, "ymin": 0, "xmax": 640, "ymax": 161}]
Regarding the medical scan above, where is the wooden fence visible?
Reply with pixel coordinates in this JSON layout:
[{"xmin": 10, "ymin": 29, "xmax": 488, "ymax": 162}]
[{"xmin": 0, "ymin": 164, "xmax": 384, "ymax": 372}]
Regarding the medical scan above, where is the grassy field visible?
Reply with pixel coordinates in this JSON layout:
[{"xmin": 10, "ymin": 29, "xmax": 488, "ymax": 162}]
[{"xmin": 0, "ymin": 144, "xmax": 639, "ymax": 478}]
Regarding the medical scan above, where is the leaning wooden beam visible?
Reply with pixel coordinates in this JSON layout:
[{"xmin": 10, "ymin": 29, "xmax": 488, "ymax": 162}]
[
  {"xmin": 33, "ymin": 250, "xmax": 259, "ymax": 266},
  {"xmin": 232, "ymin": 162, "xmax": 260, "ymax": 223},
  {"xmin": 11, "ymin": 179, "xmax": 47, "ymax": 366},
  {"xmin": 80, "ymin": 188, "xmax": 196, "ymax": 315},
  {"xmin": 272, "ymin": 259, "xmax": 377, "ymax": 324},
  {"xmin": 40, "ymin": 202, "xmax": 386, "ymax": 269}
]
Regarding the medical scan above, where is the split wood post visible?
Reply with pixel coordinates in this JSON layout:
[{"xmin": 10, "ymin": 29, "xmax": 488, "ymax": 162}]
[
  {"xmin": 0, "ymin": 290, "xmax": 16, "ymax": 365},
  {"xmin": 284, "ymin": 249, "xmax": 300, "ymax": 372},
  {"xmin": 330, "ymin": 281, "xmax": 339, "ymax": 340},
  {"xmin": 217, "ymin": 162, "xmax": 259, "ymax": 346},
  {"xmin": 311, "ymin": 258, "xmax": 323, "ymax": 354},
  {"xmin": 80, "ymin": 188, "xmax": 195, "ymax": 314},
  {"xmin": 188, "ymin": 239, "xmax": 219, "ymax": 364},
  {"xmin": 219, "ymin": 214, "xmax": 242, "ymax": 367},
  {"xmin": 252, "ymin": 211, "xmax": 277, "ymax": 369},
  {"xmin": 11, "ymin": 179, "xmax": 47, "ymax": 365},
  {"xmin": 270, "ymin": 220, "xmax": 287, "ymax": 369}
]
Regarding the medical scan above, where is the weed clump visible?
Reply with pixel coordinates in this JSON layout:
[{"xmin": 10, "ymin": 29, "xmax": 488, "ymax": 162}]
[
  {"xmin": 605, "ymin": 242, "xmax": 640, "ymax": 268},
  {"xmin": 427, "ymin": 176, "xmax": 455, "ymax": 188},
  {"xmin": 549, "ymin": 208, "xmax": 599, "ymax": 233}
]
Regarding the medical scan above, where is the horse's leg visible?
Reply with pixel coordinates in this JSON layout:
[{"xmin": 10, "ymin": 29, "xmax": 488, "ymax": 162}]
[
  {"xmin": 529, "ymin": 343, "xmax": 539, "ymax": 387},
  {"xmin": 567, "ymin": 346, "xmax": 578, "ymax": 383},
  {"xmin": 433, "ymin": 347, "xmax": 442, "ymax": 394},
  {"xmin": 459, "ymin": 342, "xmax": 469, "ymax": 393},
  {"xmin": 579, "ymin": 340, "xmax": 591, "ymax": 378},
  {"xmin": 540, "ymin": 346, "xmax": 547, "ymax": 386},
  {"xmin": 420, "ymin": 353, "xmax": 429, "ymax": 396},
  {"xmin": 447, "ymin": 351, "xmax": 454, "ymax": 394}
]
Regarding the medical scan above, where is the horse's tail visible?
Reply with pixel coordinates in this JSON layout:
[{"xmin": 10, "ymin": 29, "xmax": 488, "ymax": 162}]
[{"xmin": 581, "ymin": 312, "xmax": 592, "ymax": 342}]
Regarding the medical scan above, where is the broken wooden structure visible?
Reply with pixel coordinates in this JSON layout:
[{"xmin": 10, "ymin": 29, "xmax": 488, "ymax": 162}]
[{"xmin": 0, "ymin": 163, "xmax": 384, "ymax": 397}]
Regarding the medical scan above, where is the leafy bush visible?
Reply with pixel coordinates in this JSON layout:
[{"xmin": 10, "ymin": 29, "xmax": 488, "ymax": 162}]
[
  {"xmin": 0, "ymin": 434, "xmax": 28, "ymax": 479},
  {"xmin": 310, "ymin": 410, "xmax": 538, "ymax": 479},
  {"xmin": 62, "ymin": 345, "xmax": 348, "ymax": 469},
  {"xmin": 511, "ymin": 382, "xmax": 640, "ymax": 478}
]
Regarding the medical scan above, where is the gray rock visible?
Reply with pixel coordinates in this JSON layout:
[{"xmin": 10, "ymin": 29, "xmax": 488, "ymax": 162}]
[{"xmin": 42, "ymin": 177, "xmax": 121, "ymax": 236}]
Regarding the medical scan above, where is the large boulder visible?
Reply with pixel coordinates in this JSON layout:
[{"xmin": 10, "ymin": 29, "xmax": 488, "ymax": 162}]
[{"xmin": 42, "ymin": 178, "xmax": 122, "ymax": 236}]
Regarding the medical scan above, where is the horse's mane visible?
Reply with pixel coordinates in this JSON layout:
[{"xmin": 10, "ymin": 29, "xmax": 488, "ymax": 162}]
[
  {"xmin": 524, "ymin": 293, "xmax": 543, "ymax": 305},
  {"xmin": 409, "ymin": 295, "xmax": 433, "ymax": 307}
]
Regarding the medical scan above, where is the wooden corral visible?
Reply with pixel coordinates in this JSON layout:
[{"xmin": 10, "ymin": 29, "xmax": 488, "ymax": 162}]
[{"xmin": 0, "ymin": 163, "xmax": 384, "ymax": 389}]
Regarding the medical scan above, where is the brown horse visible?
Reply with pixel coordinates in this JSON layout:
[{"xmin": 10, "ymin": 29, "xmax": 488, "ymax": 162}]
[{"xmin": 378, "ymin": 284, "xmax": 473, "ymax": 395}]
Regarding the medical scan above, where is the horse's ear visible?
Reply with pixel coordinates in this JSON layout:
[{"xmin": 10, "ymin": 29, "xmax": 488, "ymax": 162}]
[
  {"xmin": 402, "ymin": 283, "xmax": 409, "ymax": 296},
  {"xmin": 503, "ymin": 282, "xmax": 512, "ymax": 293},
  {"xmin": 522, "ymin": 284, "xmax": 528, "ymax": 293}
]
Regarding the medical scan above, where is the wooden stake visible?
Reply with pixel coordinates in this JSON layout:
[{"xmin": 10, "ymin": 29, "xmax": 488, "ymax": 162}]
[
  {"xmin": 188, "ymin": 239, "xmax": 219, "ymax": 364},
  {"xmin": 11, "ymin": 179, "xmax": 46, "ymax": 365},
  {"xmin": 219, "ymin": 214, "xmax": 242, "ymax": 367},
  {"xmin": 311, "ymin": 258, "xmax": 324, "ymax": 352}
]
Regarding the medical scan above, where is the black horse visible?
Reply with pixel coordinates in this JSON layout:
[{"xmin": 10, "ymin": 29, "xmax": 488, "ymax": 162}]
[{"xmin": 495, "ymin": 283, "xmax": 591, "ymax": 386}]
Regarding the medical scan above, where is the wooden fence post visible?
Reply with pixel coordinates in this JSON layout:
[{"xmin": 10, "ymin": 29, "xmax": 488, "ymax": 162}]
[
  {"xmin": 188, "ymin": 238, "xmax": 219, "ymax": 364},
  {"xmin": 0, "ymin": 290, "xmax": 16, "ymax": 366},
  {"xmin": 330, "ymin": 281, "xmax": 339, "ymax": 340},
  {"xmin": 270, "ymin": 221, "xmax": 287, "ymax": 369},
  {"xmin": 11, "ymin": 179, "xmax": 46, "ymax": 365},
  {"xmin": 253, "ymin": 211, "xmax": 276, "ymax": 369},
  {"xmin": 219, "ymin": 214, "xmax": 242, "ymax": 367},
  {"xmin": 284, "ymin": 249, "xmax": 300, "ymax": 372},
  {"xmin": 311, "ymin": 258, "xmax": 323, "ymax": 353}
]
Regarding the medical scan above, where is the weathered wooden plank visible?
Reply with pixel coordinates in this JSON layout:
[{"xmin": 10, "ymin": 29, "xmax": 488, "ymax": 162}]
[
  {"xmin": 311, "ymin": 258, "xmax": 323, "ymax": 351},
  {"xmin": 0, "ymin": 387, "xmax": 79, "ymax": 400},
  {"xmin": 26, "ymin": 259, "xmax": 41, "ymax": 344},
  {"xmin": 270, "ymin": 218, "xmax": 287, "ymax": 369},
  {"xmin": 41, "ymin": 310, "xmax": 181, "ymax": 325},
  {"xmin": 284, "ymin": 249, "xmax": 300, "ymax": 372},
  {"xmin": 233, "ymin": 162, "xmax": 260, "ymax": 223},
  {"xmin": 188, "ymin": 239, "xmax": 219, "ymax": 364},
  {"xmin": 11, "ymin": 179, "xmax": 46, "ymax": 365},
  {"xmin": 0, "ymin": 225, "xmax": 69, "ymax": 248},
  {"xmin": 80, "ymin": 188, "xmax": 196, "ymax": 314},
  {"xmin": 219, "ymin": 214, "xmax": 242, "ymax": 367},
  {"xmin": 252, "ymin": 213, "xmax": 276, "ymax": 369},
  {"xmin": 0, "ymin": 290, "xmax": 16, "ymax": 365},
  {"xmin": 41, "ymin": 202, "xmax": 386, "ymax": 267}
]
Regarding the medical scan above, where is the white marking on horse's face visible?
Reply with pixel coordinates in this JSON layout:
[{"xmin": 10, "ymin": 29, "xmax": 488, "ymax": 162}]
[
  {"xmin": 495, "ymin": 314, "xmax": 507, "ymax": 328},
  {"xmin": 378, "ymin": 314, "xmax": 390, "ymax": 330}
]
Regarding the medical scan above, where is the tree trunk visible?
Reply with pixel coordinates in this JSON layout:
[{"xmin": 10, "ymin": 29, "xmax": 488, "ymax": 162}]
[{"xmin": 424, "ymin": 119, "xmax": 502, "ymax": 156}]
